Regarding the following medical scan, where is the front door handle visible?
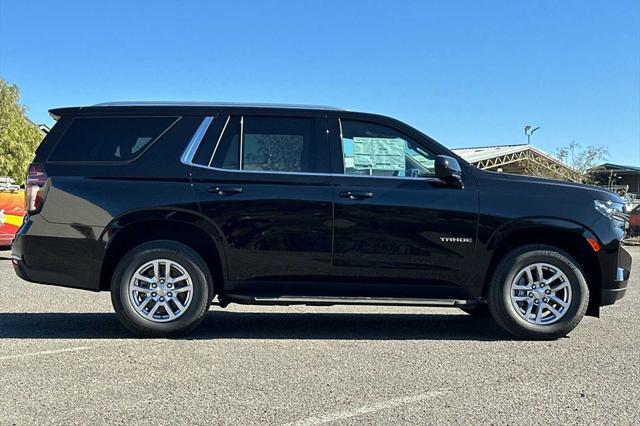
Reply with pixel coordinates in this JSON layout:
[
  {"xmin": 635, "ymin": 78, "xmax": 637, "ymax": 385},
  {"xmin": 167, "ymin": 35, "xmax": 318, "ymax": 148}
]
[
  {"xmin": 339, "ymin": 190, "xmax": 374, "ymax": 200},
  {"xmin": 208, "ymin": 186, "xmax": 243, "ymax": 195}
]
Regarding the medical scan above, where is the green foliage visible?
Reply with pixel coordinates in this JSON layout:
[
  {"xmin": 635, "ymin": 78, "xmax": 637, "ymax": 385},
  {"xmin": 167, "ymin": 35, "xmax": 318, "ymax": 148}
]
[{"xmin": 0, "ymin": 78, "xmax": 43, "ymax": 185}]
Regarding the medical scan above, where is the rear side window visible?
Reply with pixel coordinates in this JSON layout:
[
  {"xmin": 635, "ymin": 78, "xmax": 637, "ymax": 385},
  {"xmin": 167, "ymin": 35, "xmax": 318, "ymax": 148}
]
[
  {"xmin": 194, "ymin": 115, "xmax": 328, "ymax": 173},
  {"xmin": 48, "ymin": 116, "xmax": 178, "ymax": 162},
  {"xmin": 242, "ymin": 116, "xmax": 311, "ymax": 172}
]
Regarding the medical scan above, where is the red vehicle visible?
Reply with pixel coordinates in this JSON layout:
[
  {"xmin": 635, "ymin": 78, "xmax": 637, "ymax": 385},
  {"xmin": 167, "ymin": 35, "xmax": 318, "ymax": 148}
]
[
  {"xmin": 630, "ymin": 205, "xmax": 640, "ymax": 236},
  {"xmin": 0, "ymin": 178, "xmax": 24, "ymax": 247}
]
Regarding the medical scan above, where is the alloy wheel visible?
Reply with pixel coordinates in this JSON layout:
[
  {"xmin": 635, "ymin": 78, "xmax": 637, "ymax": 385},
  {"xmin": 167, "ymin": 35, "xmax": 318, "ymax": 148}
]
[
  {"xmin": 510, "ymin": 262, "xmax": 572, "ymax": 325},
  {"xmin": 128, "ymin": 259, "xmax": 194, "ymax": 323}
]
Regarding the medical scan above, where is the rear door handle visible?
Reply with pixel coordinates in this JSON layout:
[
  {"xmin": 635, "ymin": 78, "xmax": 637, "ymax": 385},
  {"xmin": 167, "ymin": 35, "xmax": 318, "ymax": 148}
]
[
  {"xmin": 208, "ymin": 186, "xmax": 243, "ymax": 195},
  {"xmin": 339, "ymin": 190, "xmax": 374, "ymax": 200}
]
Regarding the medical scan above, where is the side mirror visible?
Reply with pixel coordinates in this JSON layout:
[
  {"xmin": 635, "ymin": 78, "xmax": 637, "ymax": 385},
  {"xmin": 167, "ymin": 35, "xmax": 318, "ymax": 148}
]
[{"xmin": 434, "ymin": 155, "xmax": 463, "ymax": 189}]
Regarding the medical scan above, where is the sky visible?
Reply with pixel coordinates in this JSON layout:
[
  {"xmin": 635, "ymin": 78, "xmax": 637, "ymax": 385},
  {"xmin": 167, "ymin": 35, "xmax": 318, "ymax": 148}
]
[{"xmin": 1, "ymin": 0, "xmax": 639, "ymax": 166}]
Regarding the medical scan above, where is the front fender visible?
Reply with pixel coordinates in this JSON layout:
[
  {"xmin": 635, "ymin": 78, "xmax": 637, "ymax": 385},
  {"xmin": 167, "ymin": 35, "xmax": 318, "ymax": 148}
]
[{"xmin": 485, "ymin": 217, "xmax": 599, "ymax": 251}]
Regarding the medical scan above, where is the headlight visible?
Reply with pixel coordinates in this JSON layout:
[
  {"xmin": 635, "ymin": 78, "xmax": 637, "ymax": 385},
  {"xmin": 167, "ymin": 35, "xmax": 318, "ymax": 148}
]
[{"xmin": 594, "ymin": 199, "xmax": 628, "ymax": 229}]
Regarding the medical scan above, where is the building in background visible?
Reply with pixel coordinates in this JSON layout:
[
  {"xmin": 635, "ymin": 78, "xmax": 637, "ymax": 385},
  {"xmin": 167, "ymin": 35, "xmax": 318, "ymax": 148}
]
[
  {"xmin": 452, "ymin": 144, "xmax": 583, "ymax": 182},
  {"xmin": 588, "ymin": 163, "xmax": 640, "ymax": 203}
]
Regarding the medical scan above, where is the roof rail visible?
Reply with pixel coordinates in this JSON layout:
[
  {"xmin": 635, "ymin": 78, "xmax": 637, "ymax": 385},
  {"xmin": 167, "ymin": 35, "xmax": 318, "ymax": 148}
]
[{"xmin": 91, "ymin": 101, "xmax": 345, "ymax": 111}]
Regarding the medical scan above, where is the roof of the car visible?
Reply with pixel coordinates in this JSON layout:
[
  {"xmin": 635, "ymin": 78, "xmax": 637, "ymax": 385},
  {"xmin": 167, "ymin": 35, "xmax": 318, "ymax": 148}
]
[
  {"xmin": 49, "ymin": 101, "xmax": 346, "ymax": 119},
  {"xmin": 93, "ymin": 101, "xmax": 345, "ymax": 110}
]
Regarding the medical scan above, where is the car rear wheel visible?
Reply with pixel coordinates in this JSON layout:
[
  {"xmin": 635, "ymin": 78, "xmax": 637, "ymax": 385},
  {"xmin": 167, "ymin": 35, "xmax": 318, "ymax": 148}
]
[
  {"xmin": 111, "ymin": 240, "xmax": 213, "ymax": 337},
  {"xmin": 487, "ymin": 244, "xmax": 589, "ymax": 340}
]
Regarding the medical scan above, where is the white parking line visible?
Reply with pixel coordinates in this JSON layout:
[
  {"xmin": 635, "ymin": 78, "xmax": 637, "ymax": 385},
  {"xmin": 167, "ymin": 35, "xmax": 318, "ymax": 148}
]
[
  {"xmin": 283, "ymin": 391, "xmax": 446, "ymax": 426},
  {"xmin": 0, "ymin": 346, "xmax": 91, "ymax": 361}
]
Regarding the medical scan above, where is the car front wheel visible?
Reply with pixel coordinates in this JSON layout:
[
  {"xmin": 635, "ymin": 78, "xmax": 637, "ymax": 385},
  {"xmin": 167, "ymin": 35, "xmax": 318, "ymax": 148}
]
[
  {"xmin": 111, "ymin": 240, "xmax": 213, "ymax": 337},
  {"xmin": 488, "ymin": 244, "xmax": 589, "ymax": 340}
]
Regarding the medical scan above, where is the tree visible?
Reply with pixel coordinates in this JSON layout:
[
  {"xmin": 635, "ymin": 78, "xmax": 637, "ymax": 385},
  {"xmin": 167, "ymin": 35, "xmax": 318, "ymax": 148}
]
[
  {"xmin": 0, "ymin": 78, "xmax": 43, "ymax": 185},
  {"xmin": 555, "ymin": 141, "xmax": 609, "ymax": 175}
]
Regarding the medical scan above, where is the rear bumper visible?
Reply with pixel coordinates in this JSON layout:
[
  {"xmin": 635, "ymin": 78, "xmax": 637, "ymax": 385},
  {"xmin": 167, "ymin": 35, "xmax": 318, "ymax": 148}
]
[
  {"xmin": 600, "ymin": 245, "xmax": 632, "ymax": 306},
  {"xmin": 11, "ymin": 216, "xmax": 103, "ymax": 292}
]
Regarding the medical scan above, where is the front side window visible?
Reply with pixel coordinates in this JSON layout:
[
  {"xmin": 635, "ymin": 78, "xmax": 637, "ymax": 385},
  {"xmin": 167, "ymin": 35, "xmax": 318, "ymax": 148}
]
[
  {"xmin": 201, "ymin": 115, "xmax": 324, "ymax": 173},
  {"xmin": 49, "ymin": 116, "xmax": 178, "ymax": 162},
  {"xmin": 340, "ymin": 120, "xmax": 435, "ymax": 178}
]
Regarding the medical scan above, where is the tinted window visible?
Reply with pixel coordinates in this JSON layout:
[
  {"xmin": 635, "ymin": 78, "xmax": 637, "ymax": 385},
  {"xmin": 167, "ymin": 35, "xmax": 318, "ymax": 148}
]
[
  {"xmin": 206, "ymin": 116, "xmax": 326, "ymax": 173},
  {"xmin": 341, "ymin": 120, "xmax": 435, "ymax": 178},
  {"xmin": 49, "ymin": 116, "xmax": 177, "ymax": 162},
  {"xmin": 243, "ymin": 117, "xmax": 312, "ymax": 172}
]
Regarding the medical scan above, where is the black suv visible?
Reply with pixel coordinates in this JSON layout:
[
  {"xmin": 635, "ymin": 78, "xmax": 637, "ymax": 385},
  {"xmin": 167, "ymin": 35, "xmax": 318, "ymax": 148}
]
[{"xmin": 12, "ymin": 102, "xmax": 632, "ymax": 339}]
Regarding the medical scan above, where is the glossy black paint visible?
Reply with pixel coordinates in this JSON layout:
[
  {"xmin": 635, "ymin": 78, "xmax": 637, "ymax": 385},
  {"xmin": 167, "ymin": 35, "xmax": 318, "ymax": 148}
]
[{"xmin": 12, "ymin": 104, "xmax": 632, "ymax": 314}]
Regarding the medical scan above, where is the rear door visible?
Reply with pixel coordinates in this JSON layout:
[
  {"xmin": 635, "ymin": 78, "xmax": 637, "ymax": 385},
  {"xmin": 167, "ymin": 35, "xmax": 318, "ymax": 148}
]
[
  {"xmin": 188, "ymin": 112, "xmax": 333, "ymax": 296},
  {"xmin": 328, "ymin": 116, "xmax": 479, "ymax": 299}
]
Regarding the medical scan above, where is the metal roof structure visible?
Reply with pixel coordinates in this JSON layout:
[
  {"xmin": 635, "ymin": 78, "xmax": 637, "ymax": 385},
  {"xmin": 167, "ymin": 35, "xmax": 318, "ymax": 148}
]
[
  {"xmin": 588, "ymin": 163, "xmax": 640, "ymax": 173},
  {"xmin": 452, "ymin": 144, "xmax": 583, "ymax": 182}
]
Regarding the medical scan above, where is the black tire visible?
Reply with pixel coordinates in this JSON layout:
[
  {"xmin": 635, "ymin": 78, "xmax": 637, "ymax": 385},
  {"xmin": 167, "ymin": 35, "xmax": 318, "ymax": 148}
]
[
  {"xmin": 111, "ymin": 240, "xmax": 213, "ymax": 337},
  {"xmin": 487, "ymin": 244, "xmax": 589, "ymax": 340},
  {"xmin": 459, "ymin": 304, "xmax": 492, "ymax": 317}
]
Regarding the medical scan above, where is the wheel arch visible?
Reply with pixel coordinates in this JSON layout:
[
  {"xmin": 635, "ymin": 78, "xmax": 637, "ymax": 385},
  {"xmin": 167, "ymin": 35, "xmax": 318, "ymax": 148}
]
[
  {"xmin": 482, "ymin": 218, "xmax": 602, "ymax": 316},
  {"xmin": 99, "ymin": 209, "xmax": 227, "ymax": 294}
]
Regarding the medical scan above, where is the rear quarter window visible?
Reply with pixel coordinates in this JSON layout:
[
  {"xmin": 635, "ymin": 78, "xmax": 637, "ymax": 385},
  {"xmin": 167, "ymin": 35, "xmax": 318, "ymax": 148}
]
[{"xmin": 48, "ymin": 116, "xmax": 179, "ymax": 162}]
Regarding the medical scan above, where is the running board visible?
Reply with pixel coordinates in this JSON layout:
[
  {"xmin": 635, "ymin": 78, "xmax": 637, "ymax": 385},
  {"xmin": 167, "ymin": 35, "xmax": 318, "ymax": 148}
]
[{"xmin": 251, "ymin": 296, "xmax": 474, "ymax": 307}]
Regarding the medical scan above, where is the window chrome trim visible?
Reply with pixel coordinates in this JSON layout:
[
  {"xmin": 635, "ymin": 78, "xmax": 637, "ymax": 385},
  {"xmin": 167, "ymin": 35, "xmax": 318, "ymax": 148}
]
[
  {"xmin": 239, "ymin": 116, "xmax": 244, "ymax": 169},
  {"xmin": 338, "ymin": 118, "xmax": 346, "ymax": 174},
  {"xmin": 180, "ymin": 116, "xmax": 214, "ymax": 165},
  {"xmin": 189, "ymin": 161, "xmax": 333, "ymax": 176},
  {"xmin": 207, "ymin": 115, "xmax": 230, "ymax": 167},
  {"xmin": 181, "ymin": 115, "xmax": 441, "ymax": 182}
]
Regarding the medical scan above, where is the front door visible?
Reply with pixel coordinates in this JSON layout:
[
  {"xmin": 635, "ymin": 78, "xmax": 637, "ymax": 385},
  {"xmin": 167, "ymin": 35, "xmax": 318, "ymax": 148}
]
[
  {"xmin": 328, "ymin": 117, "xmax": 479, "ymax": 299},
  {"xmin": 188, "ymin": 113, "xmax": 333, "ymax": 296}
]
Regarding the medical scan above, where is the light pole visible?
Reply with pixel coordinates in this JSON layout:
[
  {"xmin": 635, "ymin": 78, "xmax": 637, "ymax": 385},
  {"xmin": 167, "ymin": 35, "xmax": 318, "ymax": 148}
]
[{"xmin": 524, "ymin": 125, "xmax": 540, "ymax": 144}]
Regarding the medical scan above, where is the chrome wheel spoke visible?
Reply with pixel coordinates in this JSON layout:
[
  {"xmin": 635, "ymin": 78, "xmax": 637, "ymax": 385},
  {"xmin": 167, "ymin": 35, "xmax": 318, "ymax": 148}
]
[
  {"xmin": 549, "ymin": 295, "xmax": 569, "ymax": 308},
  {"xmin": 164, "ymin": 303, "xmax": 176, "ymax": 320},
  {"xmin": 524, "ymin": 300, "xmax": 534, "ymax": 318},
  {"xmin": 134, "ymin": 273, "xmax": 154, "ymax": 284},
  {"xmin": 550, "ymin": 281, "xmax": 569, "ymax": 293},
  {"xmin": 137, "ymin": 296, "xmax": 153, "ymax": 314},
  {"xmin": 163, "ymin": 260, "xmax": 173, "ymax": 281},
  {"xmin": 131, "ymin": 284, "xmax": 152, "ymax": 293},
  {"xmin": 172, "ymin": 285, "xmax": 192, "ymax": 294},
  {"xmin": 148, "ymin": 302, "xmax": 160, "ymax": 318},
  {"xmin": 545, "ymin": 271, "xmax": 563, "ymax": 285},
  {"xmin": 170, "ymin": 273, "xmax": 189, "ymax": 284},
  {"xmin": 536, "ymin": 264, "xmax": 544, "ymax": 282},
  {"xmin": 534, "ymin": 304, "xmax": 544, "ymax": 324},
  {"xmin": 173, "ymin": 297, "xmax": 186, "ymax": 311},
  {"xmin": 153, "ymin": 260, "xmax": 161, "ymax": 281},
  {"xmin": 525, "ymin": 267, "xmax": 535, "ymax": 286},
  {"xmin": 545, "ymin": 303, "xmax": 562, "ymax": 318},
  {"xmin": 512, "ymin": 284, "xmax": 531, "ymax": 291}
]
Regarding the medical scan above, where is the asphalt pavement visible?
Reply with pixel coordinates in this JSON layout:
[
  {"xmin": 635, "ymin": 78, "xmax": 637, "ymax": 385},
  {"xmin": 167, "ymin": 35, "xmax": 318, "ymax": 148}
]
[{"xmin": 1, "ymin": 247, "xmax": 639, "ymax": 425}]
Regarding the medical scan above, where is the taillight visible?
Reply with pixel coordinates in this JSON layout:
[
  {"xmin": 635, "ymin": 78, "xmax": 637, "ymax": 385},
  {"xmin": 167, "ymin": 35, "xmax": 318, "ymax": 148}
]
[{"xmin": 25, "ymin": 163, "xmax": 48, "ymax": 213}]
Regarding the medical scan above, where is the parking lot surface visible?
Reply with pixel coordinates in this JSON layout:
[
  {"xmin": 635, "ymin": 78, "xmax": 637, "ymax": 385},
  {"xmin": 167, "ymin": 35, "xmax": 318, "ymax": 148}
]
[{"xmin": 1, "ymin": 247, "xmax": 639, "ymax": 425}]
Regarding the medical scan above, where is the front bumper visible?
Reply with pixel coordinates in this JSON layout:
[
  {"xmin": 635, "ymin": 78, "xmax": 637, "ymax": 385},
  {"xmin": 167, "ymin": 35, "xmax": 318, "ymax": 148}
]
[{"xmin": 600, "ymin": 245, "xmax": 632, "ymax": 306}]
